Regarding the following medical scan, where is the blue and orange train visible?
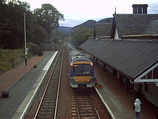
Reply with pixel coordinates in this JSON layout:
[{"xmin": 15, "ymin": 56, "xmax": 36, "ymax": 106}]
[{"xmin": 67, "ymin": 43, "xmax": 94, "ymax": 89}]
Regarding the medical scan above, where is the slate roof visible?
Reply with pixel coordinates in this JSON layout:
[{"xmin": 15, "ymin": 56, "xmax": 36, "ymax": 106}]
[
  {"xmin": 112, "ymin": 14, "xmax": 158, "ymax": 37},
  {"xmin": 79, "ymin": 39, "xmax": 158, "ymax": 79},
  {"xmin": 145, "ymin": 20, "xmax": 158, "ymax": 34},
  {"xmin": 94, "ymin": 23, "xmax": 112, "ymax": 38}
]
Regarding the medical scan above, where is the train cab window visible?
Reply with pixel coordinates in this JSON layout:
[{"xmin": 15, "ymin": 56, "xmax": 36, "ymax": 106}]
[{"xmin": 73, "ymin": 64, "xmax": 91, "ymax": 76}]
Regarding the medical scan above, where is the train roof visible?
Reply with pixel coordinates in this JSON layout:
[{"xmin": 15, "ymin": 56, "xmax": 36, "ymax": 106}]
[
  {"xmin": 72, "ymin": 58, "xmax": 92, "ymax": 63},
  {"xmin": 67, "ymin": 43, "xmax": 87, "ymax": 61}
]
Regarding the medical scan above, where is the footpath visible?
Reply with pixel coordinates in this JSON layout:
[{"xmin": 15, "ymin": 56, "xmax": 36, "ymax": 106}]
[
  {"xmin": 0, "ymin": 51, "xmax": 51, "ymax": 118},
  {"xmin": 0, "ymin": 51, "xmax": 50, "ymax": 92},
  {"xmin": 94, "ymin": 64, "xmax": 158, "ymax": 119}
]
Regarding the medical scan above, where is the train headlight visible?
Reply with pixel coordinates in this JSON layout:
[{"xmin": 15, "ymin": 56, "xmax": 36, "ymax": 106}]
[{"xmin": 70, "ymin": 78, "xmax": 76, "ymax": 82}]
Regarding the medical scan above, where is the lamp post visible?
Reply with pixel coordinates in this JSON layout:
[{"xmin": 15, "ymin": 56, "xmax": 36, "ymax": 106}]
[{"xmin": 24, "ymin": 13, "xmax": 27, "ymax": 66}]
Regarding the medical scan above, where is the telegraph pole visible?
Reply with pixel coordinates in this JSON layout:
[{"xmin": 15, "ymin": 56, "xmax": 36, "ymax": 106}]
[{"xmin": 24, "ymin": 13, "xmax": 27, "ymax": 66}]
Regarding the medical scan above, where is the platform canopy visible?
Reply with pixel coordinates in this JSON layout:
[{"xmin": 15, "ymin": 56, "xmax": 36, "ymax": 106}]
[{"xmin": 79, "ymin": 39, "xmax": 158, "ymax": 84}]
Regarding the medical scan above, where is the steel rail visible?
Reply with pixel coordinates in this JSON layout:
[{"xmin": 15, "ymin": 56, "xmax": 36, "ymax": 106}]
[
  {"xmin": 33, "ymin": 52, "xmax": 60, "ymax": 119},
  {"xmin": 74, "ymin": 90, "xmax": 101, "ymax": 119},
  {"xmin": 90, "ymin": 95, "xmax": 101, "ymax": 119},
  {"xmin": 54, "ymin": 48, "xmax": 64, "ymax": 119},
  {"xmin": 74, "ymin": 90, "xmax": 81, "ymax": 119}
]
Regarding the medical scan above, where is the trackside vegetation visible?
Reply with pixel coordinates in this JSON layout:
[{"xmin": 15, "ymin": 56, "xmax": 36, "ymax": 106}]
[
  {"xmin": 0, "ymin": 0, "xmax": 64, "ymax": 73},
  {"xmin": 71, "ymin": 26, "xmax": 94, "ymax": 47},
  {"xmin": 0, "ymin": 0, "xmax": 64, "ymax": 49}
]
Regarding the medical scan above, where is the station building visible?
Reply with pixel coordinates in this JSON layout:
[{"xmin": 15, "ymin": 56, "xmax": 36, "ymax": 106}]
[{"xmin": 79, "ymin": 4, "xmax": 158, "ymax": 107}]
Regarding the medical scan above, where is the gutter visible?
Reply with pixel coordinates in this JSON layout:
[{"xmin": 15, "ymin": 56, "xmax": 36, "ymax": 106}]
[{"xmin": 130, "ymin": 79, "xmax": 158, "ymax": 86}]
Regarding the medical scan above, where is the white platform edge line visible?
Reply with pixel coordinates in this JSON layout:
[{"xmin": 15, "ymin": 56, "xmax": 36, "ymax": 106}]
[
  {"xmin": 94, "ymin": 87, "xmax": 116, "ymax": 119},
  {"xmin": 12, "ymin": 51, "xmax": 58, "ymax": 119}
]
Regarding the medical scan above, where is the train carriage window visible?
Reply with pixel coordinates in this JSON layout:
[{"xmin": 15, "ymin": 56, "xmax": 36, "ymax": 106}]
[{"xmin": 73, "ymin": 64, "xmax": 91, "ymax": 76}]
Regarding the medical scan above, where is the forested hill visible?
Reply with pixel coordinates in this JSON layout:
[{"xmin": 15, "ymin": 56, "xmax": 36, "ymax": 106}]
[
  {"xmin": 57, "ymin": 20, "xmax": 96, "ymax": 33},
  {"xmin": 57, "ymin": 18, "xmax": 113, "ymax": 34},
  {"xmin": 97, "ymin": 18, "xmax": 113, "ymax": 23},
  {"xmin": 72, "ymin": 18, "xmax": 113, "ymax": 29},
  {"xmin": 72, "ymin": 20, "xmax": 96, "ymax": 29},
  {"xmin": 54, "ymin": 26, "xmax": 72, "ymax": 34}
]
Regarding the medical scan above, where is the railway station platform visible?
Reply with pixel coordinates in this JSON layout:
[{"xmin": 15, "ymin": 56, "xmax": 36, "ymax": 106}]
[
  {"xmin": 94, "ymin": 64, "xmax": 158, "ymax": 119},
  {"xmin": 0, "ymin": 51, "xmax": 57, "ymax": 118},
  {"xmin": 0, "ymin": 50, "xmax": 158, "ymax": 119}
]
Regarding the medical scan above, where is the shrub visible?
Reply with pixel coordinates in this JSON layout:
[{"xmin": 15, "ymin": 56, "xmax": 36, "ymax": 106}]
[
  {"xmin": 27, "ymin": 42, "xmax": 40, "ymax": 55},
  {"xmin": 38, "ymin": 49, "xmax": 43, "ymax": 56}
]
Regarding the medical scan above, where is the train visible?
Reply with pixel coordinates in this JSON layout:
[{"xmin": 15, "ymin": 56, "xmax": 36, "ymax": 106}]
[{"xmin": 67, "ymin": 43, "xmax": 94, "ymax": 89}]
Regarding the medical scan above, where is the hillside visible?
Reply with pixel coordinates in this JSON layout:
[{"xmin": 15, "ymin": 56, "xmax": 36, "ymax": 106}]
[
  {"xmin": 54, "ymin": 26, "xmax": 72, "ymax": 34},
  {"xmin": 72, "ymin": 18, "xmax": 113, "ymax": 29},
  {"xmin": 97, "ymin": 18, "xmax": 113, "ymax": 23},
  {"xmin": 72, "ymin": 20, "xmax": 96, "ymax": 29},
  {"xmin": 56, "ymin": 18, "xmax": 113, "ymax": 34}
]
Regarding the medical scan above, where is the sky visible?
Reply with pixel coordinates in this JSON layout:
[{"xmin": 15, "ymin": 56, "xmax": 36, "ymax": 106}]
[{"xmin": 23, "ymin": 0, "xmax": 158, "ymax": 27}]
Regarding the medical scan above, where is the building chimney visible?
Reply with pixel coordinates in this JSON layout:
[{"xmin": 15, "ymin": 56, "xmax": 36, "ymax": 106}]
[
  {"xmin": 132, "ymin": 4, "xmax": 148, "ymax": 14},
  {"xmin": 138, "ymin": 5, "xmax": 143, "ymax": 14},
  {"xmin": 143, "ymin": 4, "xmax": 148, "ymax": 14},
  {"xmin": 132, "ymin": 4, "xmax": 137, "ymax": 14}
]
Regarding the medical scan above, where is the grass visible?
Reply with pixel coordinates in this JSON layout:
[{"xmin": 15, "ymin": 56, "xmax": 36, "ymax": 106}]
[{"xmin": 0, "ymin": 49, "xmax": 32, "ymax": 74}]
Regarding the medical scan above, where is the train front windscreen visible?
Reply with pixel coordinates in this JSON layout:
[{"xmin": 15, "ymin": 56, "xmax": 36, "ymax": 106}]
[{"xmin": 73, "ymin": 64, "xmax": 91, "ymax": 76}]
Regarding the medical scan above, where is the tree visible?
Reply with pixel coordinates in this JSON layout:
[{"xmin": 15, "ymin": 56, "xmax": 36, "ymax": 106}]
[
  {"xmin": 0, "ymin": 1, "xmax": 31, "ymax": 49},
  {"xmin": 0, "ymin": 1, "xmax": 64, "ymax": 49},
  {"xmin": 71, "ymin": 26, "xmax": 94, "ymax": 46},
  {"xmin": 34, "ymin": 4, "xmax": 64, "ymax": 36},
  {"xmin": 32, "ymin": 4, "xmax": 64, "ymax": 49},
  {"xmin": 32, "ymin": 25, "xmax": 47, "ymax": 44},
  {"xmin": 52, "ymin": 30, "xmax": 64, "ymax": 43}
]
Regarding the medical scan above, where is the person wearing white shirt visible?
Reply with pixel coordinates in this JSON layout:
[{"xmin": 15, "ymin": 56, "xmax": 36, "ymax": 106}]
[{"xmin": 134, "ymin": 98, "xmax": 142, "ymax": 119}]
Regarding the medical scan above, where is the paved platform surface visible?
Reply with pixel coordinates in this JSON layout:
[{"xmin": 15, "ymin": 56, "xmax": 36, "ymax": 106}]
[
  {"xmin": 94, "ymin": 64, "xmax": 158, "ymax": 119},
  {"xmin": 0, "ymin": 51, "xmax": 55, "ymax": 118},
  {"xmin": 0, "ymin": 51, "xmax": 158, "ymax": 119}
]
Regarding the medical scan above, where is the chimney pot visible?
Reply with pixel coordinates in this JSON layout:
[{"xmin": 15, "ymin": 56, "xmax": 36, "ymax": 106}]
[
  {"xmin": 132, "ymin": 4, "xmax": 137, "ymax": 14},
  {"xmin": 132, "ymin": 4, "xmax": 148, "ymax": 14}
]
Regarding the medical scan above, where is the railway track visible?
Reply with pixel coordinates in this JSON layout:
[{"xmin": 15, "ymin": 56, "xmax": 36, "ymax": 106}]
[
  {"xmin": 25, "ymin": 46, "xmax": 111, "ymax": 119},
  {"xmin": 25, "ymin": 49, "xmax": 63, "ymax": 119},
  {"xmin": 72, "ymin": 89, "xmax": 111, "ymax": 119},
  {"xmin": 74, "ymin": 89, "xmax": 100, "ymax": 119},
  {"xmin": 33, "ymin": 50, "xmax": 63, "ymax": 119}
]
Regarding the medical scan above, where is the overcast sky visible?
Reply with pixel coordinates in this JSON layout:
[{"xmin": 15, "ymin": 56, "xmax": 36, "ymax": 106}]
[{"xmin": 24, "ymin": 0, "xmax": 158, "ymax": 27}]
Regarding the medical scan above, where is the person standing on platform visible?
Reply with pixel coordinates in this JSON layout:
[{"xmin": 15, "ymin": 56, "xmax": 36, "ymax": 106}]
[{"xmin": 134, "ymin": 98, "xmax": 142, "ymax": 119}]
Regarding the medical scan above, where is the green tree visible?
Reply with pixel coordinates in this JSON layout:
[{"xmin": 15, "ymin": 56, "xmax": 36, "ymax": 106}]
[
  {"xmin": 34, "ymin": 4, "xmax": 64, "ymax": 36},
  {"xmin": 52, "ymin": 30, "xmax": 64, "ymax": 43},
  {"xmin": 0, "ymin": 1, "xmax": 64, "ymax": 49},
  {"xmin": 0, "ymin": 1, "xmax": 31, "ymax": 49},
  {"xmin": 32, "ymin": 4, "xmax": 64, "ymax": 48},
  {"xmin": 31, "ymin": 25, "xmax": 47, "ymax": 45},
  {"xmin": 71, "ymin": 26, "xmax": 94, "ymax": 46},
  {"xmin": 45, "ymin": 30, "xmax": 64, "ymax": 50}
]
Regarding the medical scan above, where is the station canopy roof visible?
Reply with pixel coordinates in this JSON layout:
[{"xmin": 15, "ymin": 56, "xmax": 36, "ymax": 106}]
[{"xmin": 79, "ymin": 39, "xmax": 158, "ymax": 79}]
